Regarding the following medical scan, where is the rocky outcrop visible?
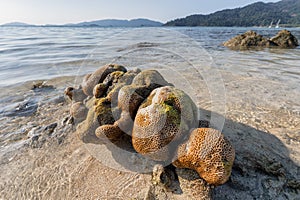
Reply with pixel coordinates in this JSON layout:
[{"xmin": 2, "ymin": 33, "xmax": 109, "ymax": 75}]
[
  {"xmin": 224, "ymin": 30, "xmax": 299, "ymax": 49},
  {"xmin": 270, "ymin": 29, "xmax": 299, "ymax": 48},
  {"xmin": 64, "ymin": 64, "xmax": 235, "ymax": 198}
]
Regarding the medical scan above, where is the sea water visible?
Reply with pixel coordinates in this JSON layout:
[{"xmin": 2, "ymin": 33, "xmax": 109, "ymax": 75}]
[
  {"xmin": 0, "ymin": 26, "xmax": 299, "ymax": 88},
  {"xmin": 0, "ymin": 26, "xmax": 299, "ymax": 144}
]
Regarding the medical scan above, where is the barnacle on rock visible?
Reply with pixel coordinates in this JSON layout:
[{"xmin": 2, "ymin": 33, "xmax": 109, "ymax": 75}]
[{"xmin": 173, "ymin": 128, "xmax": 235, "ymax": 186}]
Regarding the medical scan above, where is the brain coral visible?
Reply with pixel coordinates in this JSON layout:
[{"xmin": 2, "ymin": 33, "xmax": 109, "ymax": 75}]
[
  {"xmin": 71, "ymin": 64, "xmax": 235, "ymax": 187},
  {"xmin": 132, "ymin": 86, "xmax": 198, "ymax": 161},
  {"xmin": 82, "ymin": 64, "xmax": 127, "ymax": 96},
  {"xmin": 173, "ymin": 128, "xmax": 235, "ymax": 186}
]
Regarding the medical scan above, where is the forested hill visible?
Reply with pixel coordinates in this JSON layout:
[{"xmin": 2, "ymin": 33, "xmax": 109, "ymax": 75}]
[{"xmin": 164, "ymin": 0, "xmax": 300, "ymax": 27}]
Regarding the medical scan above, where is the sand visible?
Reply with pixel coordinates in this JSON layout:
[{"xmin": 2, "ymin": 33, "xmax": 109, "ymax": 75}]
[{"xmin": 0, "ymin": 69, "xmax": 299, "ymax": 200}]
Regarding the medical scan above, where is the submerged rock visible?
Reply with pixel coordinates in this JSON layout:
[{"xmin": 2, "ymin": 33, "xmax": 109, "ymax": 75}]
[
  {"xmin": 224, "ymin": 30, "xmax": 299, "ymax": 49},
  {"xmin": 223, "ymin": 30, "xmax": 275, "ymax": 49},
  {"xmin": 31, "ymin": 81, "xmax": 55, "ymax": 90},
  {"xmin": 270, "ymin": 29, "xmax": 299, "ymax": 48}
]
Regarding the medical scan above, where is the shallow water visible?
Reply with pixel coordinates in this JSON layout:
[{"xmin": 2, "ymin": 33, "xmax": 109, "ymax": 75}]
[
  {"xmin": 0, "ymin": 26, "xmax": 299, "ymax": 87},
  {"xmin": 0, "ymin": 26, "xmax": 300, "ymax": 199},
  {"xmin": 0, "ymin": 26, "xmax": 299, "ymax": 146}
]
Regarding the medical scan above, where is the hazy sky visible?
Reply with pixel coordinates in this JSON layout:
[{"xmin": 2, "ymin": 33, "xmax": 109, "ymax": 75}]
[{"xmin": 0, "ymin": 0, "xmax": 279, "ymax": 25}]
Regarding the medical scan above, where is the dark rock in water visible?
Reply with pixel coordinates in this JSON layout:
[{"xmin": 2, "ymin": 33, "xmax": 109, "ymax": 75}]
[
  {"xmin": 270, "ymin": 29, "xmax": 299, "ymax": 48},
  {"xmin": 0, "ymin": 98, "xmax": 38, "ymax": 117},
  {"xmin": 42, "ymin": 123, "xmax": 57, "ymax": 136},
  {"xmin": 224, "ymin": 30, "xmax": 299, "ymax": 49},
  {"xmin": 31, "ymin": 81, "xmax": 55, "ymax": 91},
  {"xmin": 223, "ymin": 30, "xmax": 276, "ymax": 49},
  {"xmin": 27, "ymin": 121, "xmax": 71, "ymax": 148}
]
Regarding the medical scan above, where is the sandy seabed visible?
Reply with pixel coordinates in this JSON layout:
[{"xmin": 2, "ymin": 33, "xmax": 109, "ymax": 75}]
[{"xmin": 0, "ymin": 69, "xmax": 299, "ymax": 200}]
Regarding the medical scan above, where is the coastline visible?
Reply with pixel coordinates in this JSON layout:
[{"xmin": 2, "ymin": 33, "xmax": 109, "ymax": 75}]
[{"xmin": 0, "ymin": 68, "xmax": 299, "ymax": 199}]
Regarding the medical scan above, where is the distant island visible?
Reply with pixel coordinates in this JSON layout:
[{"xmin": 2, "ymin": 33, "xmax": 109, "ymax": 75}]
[
  {"xmin": 164, "ymin": 0, "xmax": 300, "ymax": 27},
  {"xmin": 1, "ymin": 18, "xmax": 163, "ymax": 27},
  {"xmin": 2, "ymin": 22, "xmax": 35, "ymax": 27},
  {"xmin": 3, "ymin": 0, "xmax": 300, "ymax": 28}
]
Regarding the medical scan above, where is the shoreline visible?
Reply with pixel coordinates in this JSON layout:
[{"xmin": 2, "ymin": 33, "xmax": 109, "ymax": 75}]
[{"xmin": 0, "ymin": 68, "xmax": 299, "ymax": 199}]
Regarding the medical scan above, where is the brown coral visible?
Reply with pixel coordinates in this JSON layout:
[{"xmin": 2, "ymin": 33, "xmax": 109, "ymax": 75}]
[
  {"xmin": 270, "ymin": 29, "xmax": 299, "ymax": 48},
  {"xmin": 173, "ymin": 128, "xmax": 235, "ymax": 186},
  {"xmin": 70, "ymin": 65, "xmax": 235, "ymax": 188},
  {"xmin": 82, "ymin": 64, "xmax": 127, "ymax": 96},
  {"xmin": 132, "ymin": 86, "xmax": 198, "ymax": 161},
  {"xmin": 95, "ymin": 124, "xmax": 124, "ymax": 143}
]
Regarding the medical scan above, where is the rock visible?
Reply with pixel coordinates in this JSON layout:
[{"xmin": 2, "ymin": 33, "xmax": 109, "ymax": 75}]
[
  {"xmin": 42, "ymin": 123, "xmax": 57, "ymax": 136},
  {"xmin": 95, "ymin": 124, "xmax": 124, "ymax": 143},
  {"xmin": 27, "ymin": 123, "xmax": 58, "ymax": 148},
  {"xmin": 73, "ymin": 66, "xmax": 236, "ymax": 198},
  {"xmin": 70, "ymin": 102, "xmax": 88, "ymax": 123},
  {"xmin": 82, "ymin": 64, "xmax": 127, "ymax": 96},
  {"xmin": 113, "ymin": 69, "xmax": 171, "ymax": 136},
  {"xmin": 118, "ymin": 69, "xmax": 171, "ymax": 118},
  {"xmin": 75, "ymin": 68, "xmax": 145, "ymax": 145},
  {"xmin": 173, "ymin": 128, "xmax": 235, "ymax": 186},
  {"xmin": 94, "ymin": 97, "xmax": 115, "ymax": 126},
  {"xmin": 176, "ymin": 168, "xmax": 213, "ymax": 200},
  {"xmin": 141, "ymin": 165, "xmax": 176, "ymax": 200},
  {"xmin": 151, "ymin": 164, "xmax": 175, "ymax": 188},
  {"xmin": 132, "ymin": 86, "xmax": 198, "ymax": 161},
  {"xmin": 64, "ymin": 86, "xmax": 87, "ymax": 102},
  {"xmin": 118, "ymin": 85, "xmax": 151, "ymax": 118},
  {"xmin": 132, "ymin": 69, "xmax": 170, "ymax": 89},
  {"xmin": 224, "ymin": 30, "xmax": 299, "ymax": 49},
  {"xmin": 31, "ymin": 81, "xmax": 55, "ymax": 90},
  {"xmin": 223, "ymin": 30, "xmax": 276, "ymax": 49},
  {"xmin": 93, "ymin": 83, "xmax": 108, "ymax": 99},
  {"xmin": 76, "ymin": 98, "xmax": 102, "ymax": 144},
  {"xmin": 270, "ymin": 29, "xmax": 299, "ymax": 48}
]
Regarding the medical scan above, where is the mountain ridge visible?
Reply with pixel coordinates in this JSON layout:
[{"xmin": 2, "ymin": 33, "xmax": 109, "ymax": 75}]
[
  {"xmin": 1, "ymin": 18, "xmax": 163, "ymax": 27},
  {"xmin": 164, "ymin": 0, "xmax": 300, "ymax": 27}
]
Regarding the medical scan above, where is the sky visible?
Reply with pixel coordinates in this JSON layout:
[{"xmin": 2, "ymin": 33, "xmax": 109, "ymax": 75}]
[{"xmin": 0, "ymin": 0, "xmax": 279, "ymax": 25}]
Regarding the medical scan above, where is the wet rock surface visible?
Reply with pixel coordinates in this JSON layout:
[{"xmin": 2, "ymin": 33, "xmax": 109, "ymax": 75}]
[{"xmin": 224, "ymin": 30, "xmax": 299, "ymax": 49}]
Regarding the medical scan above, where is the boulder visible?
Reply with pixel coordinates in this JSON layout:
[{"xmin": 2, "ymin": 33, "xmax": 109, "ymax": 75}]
[
  {"xmin": 223, "ymin": 30, "xmax": 275, "ymax": 49},
  {"xmin": 270, "ymin": 29, "xmax": 299, "ymax": 48},
  {"xmin": 132, "ymin": 86, "xmax": 198, "ymax": 161},
  {"xmin": 224, "ymin": 30, "xmax": 299, "ymax": 49},
  {"xmin": 173, "ymin": 128, "xmax": 235, "ymax": 186}
]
